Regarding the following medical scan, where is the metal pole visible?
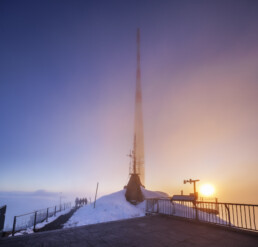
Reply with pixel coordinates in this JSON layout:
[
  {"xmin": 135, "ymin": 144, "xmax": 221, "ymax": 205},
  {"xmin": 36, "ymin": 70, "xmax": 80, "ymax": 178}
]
[
  {"xmin": 225, "ymin": 204, "xmax": 231, "ymax": 226},
  {"xmin": 33, "ymin": 211, "xmax": 37, "ymax": 232},
  {"xmin": 46, "ymin": 208, "xmax": 49, "ymax": 222},
  {"xmin": 54, "ymin": 206, "xmax": 56, "ymax": 216},
  {"xmin": 59, "ymin": 192, "xmax": 62, "ymax": 211},
  {"xmin": 194, "ymin": 202, "xmax": 199, "ymax": 221},
  {"xmin": 94, "ymin": 182, "xmax": 99, "ymax": 209},
  {"xmin": 12, "ymin": 216, "xmax": 16, "ymax": 236}
]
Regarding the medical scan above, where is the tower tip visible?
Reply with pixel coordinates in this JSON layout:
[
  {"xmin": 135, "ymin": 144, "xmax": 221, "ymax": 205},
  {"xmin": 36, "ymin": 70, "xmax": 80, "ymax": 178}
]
[{"xmin": 137, "ymin": 28, "xmax": 140, "ymax": 43}]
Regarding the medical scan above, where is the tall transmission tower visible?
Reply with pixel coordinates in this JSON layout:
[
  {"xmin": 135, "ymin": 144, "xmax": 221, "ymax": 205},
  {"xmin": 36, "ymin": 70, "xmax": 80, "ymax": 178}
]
[
  {"xmin": 125, "ymin": 28, "xmax": 145, "ymax": 204},
  {"xmin": 132, "ymin": 28, "xmax": 145, "ymax": 185}
]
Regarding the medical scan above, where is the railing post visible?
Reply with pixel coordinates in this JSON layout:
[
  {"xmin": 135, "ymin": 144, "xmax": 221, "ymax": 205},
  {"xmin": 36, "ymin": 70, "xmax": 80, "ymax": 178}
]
[
  {"xmin": 12, "ymin": 216, "xmax": 16, "ymax": 236},
  {"xmin": 46, "ymin": 208, "xmax": 49, "ymax": 222},
  {"xmin": 225, "ymin": 204, "xmax": 231, "ymax": 226},
  {"xmin": 171, "ymin": 201, "xmax": 175, "ymax": 215},
  {"xmin": 194, "ymin": 201, "xmax": 199, "ymax": 221},
  {"xmin": 54, "ymin": 206, "xmax": 56, "ymax": 216},
  {"xmin": 33, "ymin": 211, "xmax": 37, "ymax": 232},
  {"xmin": 215, "ymin": 198, "xmax": 219, "ymax": 213}
]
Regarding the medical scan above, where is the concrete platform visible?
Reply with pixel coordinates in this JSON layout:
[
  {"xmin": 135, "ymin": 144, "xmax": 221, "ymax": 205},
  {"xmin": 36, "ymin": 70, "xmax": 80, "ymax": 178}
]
[{"xmin": 0, "ymin": 215, "xmax": 258, "ymax": 247}]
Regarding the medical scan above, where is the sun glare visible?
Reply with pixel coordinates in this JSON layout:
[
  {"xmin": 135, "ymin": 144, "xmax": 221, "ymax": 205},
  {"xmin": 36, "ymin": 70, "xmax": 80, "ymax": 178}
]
[{"xmin": 200, "ymin": 184, "xmax": 215, "ymax": 197}]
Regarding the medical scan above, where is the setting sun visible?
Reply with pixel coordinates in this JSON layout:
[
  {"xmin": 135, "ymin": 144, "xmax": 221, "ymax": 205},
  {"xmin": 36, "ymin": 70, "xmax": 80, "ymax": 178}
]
[{"xmin": 200, "ymin": 184, "xmax": 215, "ymax": 197}]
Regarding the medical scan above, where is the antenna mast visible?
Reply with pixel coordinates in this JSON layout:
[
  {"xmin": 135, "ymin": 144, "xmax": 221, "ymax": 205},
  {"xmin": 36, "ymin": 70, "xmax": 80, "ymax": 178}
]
[
  {"xmin": 125, "ymin": 29, "xmax": 145, "ymax": 204},
  {"xmin": 132, "ymin": 28, "xmax": 145, "ymax": 185}
]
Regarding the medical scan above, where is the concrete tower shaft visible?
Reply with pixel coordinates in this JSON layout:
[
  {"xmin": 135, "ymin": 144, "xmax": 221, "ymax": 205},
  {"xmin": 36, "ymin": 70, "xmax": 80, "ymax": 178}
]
[{"xmin": 133, "ymin": 28, "xmax": 145, "ymax": 185}]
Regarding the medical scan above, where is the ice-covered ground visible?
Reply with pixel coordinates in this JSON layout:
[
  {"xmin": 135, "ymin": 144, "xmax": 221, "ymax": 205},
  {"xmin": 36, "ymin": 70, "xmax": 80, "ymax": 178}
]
[{"xmin": 64, "ymin": 188, "xmax": 168, "ymax": 228}]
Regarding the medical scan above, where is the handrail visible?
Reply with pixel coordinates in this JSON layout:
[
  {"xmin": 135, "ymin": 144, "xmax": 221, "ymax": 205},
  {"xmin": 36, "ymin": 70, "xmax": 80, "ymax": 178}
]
[
  {"xmin": 12, "ymin": 202, "xmax": 72, "ymax": 236},
  {"xmin": 150, "ymin": 197, "xmax": 258, "ymax": 206},
  {"xmin": 14, "ymin": 204, "xmax": 68, "ymax": 218},
  {"xmin": 146, "ymin": 198, "xmax": 258, "ymax": 233}
]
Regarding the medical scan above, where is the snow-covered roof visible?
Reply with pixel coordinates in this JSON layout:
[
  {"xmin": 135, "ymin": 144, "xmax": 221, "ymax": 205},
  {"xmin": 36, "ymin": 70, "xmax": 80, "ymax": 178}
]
[{"xmin": 171, "ymin": 195, "xmax": 195, "ymax": 201}]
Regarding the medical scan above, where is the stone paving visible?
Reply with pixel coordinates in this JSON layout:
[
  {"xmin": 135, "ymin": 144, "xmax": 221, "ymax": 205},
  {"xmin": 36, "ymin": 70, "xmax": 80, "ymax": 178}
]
[{"xmin": 0, "ymin": 215, "xmax": 258, "ymax": 247}]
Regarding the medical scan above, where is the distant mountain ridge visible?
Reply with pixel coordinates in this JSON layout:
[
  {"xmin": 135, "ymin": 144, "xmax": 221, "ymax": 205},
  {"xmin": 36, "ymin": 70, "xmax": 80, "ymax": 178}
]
[{"xmin": 0, "ymin": 190, "xmax": 59, "ymax": 198}]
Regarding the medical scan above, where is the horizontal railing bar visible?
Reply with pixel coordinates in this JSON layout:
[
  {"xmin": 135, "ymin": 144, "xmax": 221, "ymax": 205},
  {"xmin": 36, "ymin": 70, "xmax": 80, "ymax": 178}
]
[
  {"xmin": 145, "ymin": 198, "xmax": 258, "ymax": 233},
  {"xmin": 15, "ymin": 202, "xmax": 71, "ymax": 218},
  {"xmin": 147, "ymin": 198, "xmax": 258, "ymax": 207},
  {"xmin": 196, "ymin": 202, "xmax": 258, "ymax": 207}
]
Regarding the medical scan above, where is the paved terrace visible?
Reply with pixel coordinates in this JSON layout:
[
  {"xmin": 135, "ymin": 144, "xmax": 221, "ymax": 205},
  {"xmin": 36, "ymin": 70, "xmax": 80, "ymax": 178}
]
[{"xmin": 0, "ymin": 215, "xmax": 258, "ymax": 247}]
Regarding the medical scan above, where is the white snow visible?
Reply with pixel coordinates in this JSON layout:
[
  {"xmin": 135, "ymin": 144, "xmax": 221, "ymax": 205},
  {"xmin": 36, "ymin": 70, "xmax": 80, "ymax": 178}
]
[
  {"xmin": 3, "ymin": 187, "xmax": 228, "ymax": 234},
  {"xmin": 13, "ymin": 208, "xmax": 71, "ymax": 236},
  {"xmin": 64, "ymin": 188, "xmax": 168, "ymax": 228},
  {"xmin": 141, "ymin": 188, "xmax": 168, "ymax": 199},
  {"xmin": 64, "ymin": 188, "xmax": 228, "ymax": 229}
]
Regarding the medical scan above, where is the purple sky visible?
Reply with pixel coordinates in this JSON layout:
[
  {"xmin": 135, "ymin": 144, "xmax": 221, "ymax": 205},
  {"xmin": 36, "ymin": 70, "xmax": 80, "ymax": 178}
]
[{"xmin": 1, "ymin": 0, "xmax": 258, "ymax": 202}]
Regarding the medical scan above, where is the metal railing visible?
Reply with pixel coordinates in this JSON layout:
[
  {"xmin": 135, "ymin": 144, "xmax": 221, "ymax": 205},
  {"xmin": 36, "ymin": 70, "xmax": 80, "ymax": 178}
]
[
  {"xmin": 146, "ymin": 198, "xmax": 258, "ymax": 233},
  {"xmin": 12, "ymin": 202, "xmax": 71, "ymax": 236}
]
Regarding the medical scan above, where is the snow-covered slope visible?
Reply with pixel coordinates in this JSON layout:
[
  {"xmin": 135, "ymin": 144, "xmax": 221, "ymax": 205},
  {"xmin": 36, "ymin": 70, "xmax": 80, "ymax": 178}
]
[
  {"xmin": 64, "ymin": 188, "xmax": 167, "ymax": 228},
  {"xmin": 142, "ymin": 188, "xmax": 168, "ymax": 199}
]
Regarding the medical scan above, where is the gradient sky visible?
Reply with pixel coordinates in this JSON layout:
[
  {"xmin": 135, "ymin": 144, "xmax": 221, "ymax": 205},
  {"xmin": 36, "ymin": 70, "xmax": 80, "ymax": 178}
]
[{"xmin": 1, "ymin": 0, "xmax": 258, "ymax": 203}]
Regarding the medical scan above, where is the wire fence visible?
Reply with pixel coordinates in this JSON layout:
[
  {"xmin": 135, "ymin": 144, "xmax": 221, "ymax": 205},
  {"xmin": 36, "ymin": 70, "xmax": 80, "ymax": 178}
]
[
  {"xmin": 146, "ymin": 198, "xmax": 258, "ymax": 233},
  {"xmin": 12, "ymin": 202, "xmax": 71, "ymax": 236}
]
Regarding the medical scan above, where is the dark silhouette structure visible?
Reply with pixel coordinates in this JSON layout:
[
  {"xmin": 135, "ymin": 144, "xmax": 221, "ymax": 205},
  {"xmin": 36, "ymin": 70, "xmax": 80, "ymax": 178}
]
[
  {"xmin": 125, "ymin": 29, "xmax": 145, "ymax": 204},
  {"xmin": 125, "ymin": 174, "xmax": 144, "ymax": 204},
  {"xmin": 0, "ymin": 205, "xmax": 6, "ymax": 233}
]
